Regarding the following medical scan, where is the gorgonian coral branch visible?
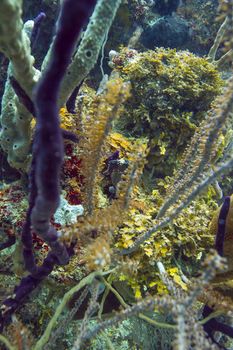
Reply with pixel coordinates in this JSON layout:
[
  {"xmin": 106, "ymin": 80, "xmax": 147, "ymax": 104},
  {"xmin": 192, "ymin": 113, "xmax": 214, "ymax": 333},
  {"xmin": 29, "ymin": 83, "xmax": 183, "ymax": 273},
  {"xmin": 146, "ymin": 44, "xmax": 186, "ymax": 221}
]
[
  {"xmin": 157, "ymin": 76, "xmax": 233, "ymax": 220},
  {"xmin": 0, "ymin": 0, "xmax": 96, "ymax": 330},
  {"xmin": 31, "ymin": 0, "xmax": 96, "ymax": 262},
  {"xmin": 30, "ymin": 12, "xmax": 46, "ymax": 51},
  {"xmin": 120, "ymin": 155, "xmax": 233, "ymax": 255}
]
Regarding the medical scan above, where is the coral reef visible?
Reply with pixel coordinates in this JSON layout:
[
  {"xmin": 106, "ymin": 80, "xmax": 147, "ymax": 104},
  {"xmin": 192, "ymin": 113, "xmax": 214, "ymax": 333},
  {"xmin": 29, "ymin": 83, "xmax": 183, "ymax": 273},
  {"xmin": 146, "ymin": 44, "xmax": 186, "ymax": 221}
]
[
  {"xmin": 0, "ymin": 1, "xmax": 233, "ymax": 350},
  {"xmin": 110, "ymin": 47, "xmax": 223, "ymax": 177}
]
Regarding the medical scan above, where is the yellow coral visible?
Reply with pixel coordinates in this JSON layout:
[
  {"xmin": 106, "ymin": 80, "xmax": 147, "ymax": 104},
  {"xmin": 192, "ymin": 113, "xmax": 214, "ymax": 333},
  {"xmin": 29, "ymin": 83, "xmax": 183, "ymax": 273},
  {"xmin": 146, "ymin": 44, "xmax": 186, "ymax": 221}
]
[
  {"xmin": 78, "ymin": 75, "xmax": 131, "ymax": 215},
  {"xmin": 59, "ymin": 107, "xmax": 76, "ymax": 130},
  {"xmin": 113, "ymin": 176, "xmax": 218, "ymax": 296}
]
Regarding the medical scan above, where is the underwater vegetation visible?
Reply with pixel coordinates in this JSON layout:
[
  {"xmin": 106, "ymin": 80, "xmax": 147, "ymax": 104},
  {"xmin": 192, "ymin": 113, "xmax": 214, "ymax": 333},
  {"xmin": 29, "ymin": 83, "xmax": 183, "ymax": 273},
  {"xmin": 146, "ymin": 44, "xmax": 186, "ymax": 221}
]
[
  {"xmin": 110, "ymin": 47, "xmax": 223, "ymax": 177},
  {"xmin": 0, "ymin": 0, "xmax": 233, "ymax": 349}
]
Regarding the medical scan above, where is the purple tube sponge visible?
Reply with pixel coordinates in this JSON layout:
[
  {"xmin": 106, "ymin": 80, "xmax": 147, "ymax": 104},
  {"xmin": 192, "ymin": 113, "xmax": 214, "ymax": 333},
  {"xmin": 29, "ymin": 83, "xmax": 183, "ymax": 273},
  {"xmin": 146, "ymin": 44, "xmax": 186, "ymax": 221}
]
[
  {"xmin": 66, "ymin": 82, "xmax": 83, "ymax": 113},
  {"xmin": 31, "ymin": 0, "xmax": 96, "ymax": 263},
  {"xmin": 30, "ymin": 12, "xmax": 46, "ymax": 50},
  {"xmin": 0, "ymin": 0, "xmax": 97, "ymax": 330},
  {"xmin": 9, "ymin": 76, "xmax": 35, "ymax": 115},
  {"xmin": 215, "ymin": 196, "xmax": 230, "ymax": 256}
]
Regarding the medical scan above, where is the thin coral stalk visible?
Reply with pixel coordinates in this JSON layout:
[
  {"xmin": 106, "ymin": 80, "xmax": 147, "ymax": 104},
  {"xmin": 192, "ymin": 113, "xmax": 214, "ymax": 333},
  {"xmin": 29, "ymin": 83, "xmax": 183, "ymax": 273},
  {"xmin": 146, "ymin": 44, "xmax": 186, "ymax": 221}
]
[
  {"xmin": 120, "ymin": 155, "xmax": 233, "ymax": 254},
  {"xmin": 34, "ymin": 270, "xmax": 114, "ymax": 350},
  {"xmin": 208, "ymin": 16, "xmax": 229, "ymax": 62}
]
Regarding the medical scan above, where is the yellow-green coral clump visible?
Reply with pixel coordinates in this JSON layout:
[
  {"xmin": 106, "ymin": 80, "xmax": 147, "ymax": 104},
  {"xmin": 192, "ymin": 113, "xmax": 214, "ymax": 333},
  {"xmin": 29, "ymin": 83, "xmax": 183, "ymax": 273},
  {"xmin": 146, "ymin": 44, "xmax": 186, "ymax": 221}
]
[
  {"xmin": 111, "ymin": 47, "xmax": 223, "ymax": 177},
  {"xmin": 114, "ymin": 178, "xmax": 218, "ymax": 298}
]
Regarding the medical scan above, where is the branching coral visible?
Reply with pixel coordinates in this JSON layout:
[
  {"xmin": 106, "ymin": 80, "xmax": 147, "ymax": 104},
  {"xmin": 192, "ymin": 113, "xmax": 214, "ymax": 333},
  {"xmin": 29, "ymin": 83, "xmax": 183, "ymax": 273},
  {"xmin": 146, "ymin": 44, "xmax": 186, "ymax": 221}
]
[
  {"xmin": 67, "ymin": 252, "xmax": 227, "ymax": 350},
  {"xmin": 78, "ymin": 75, "xmax": 131, "ymax": 214},
  {"xmin": 0, "ymin": 0, "xmax": 97, "ymax": 331},
  {"xmin": 0, "ymin": 1, "xmax": 233, "ymax": 349},
  {"xmin": 0, "ymin": 0, "xmax": 122, "ymax": 170}
]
